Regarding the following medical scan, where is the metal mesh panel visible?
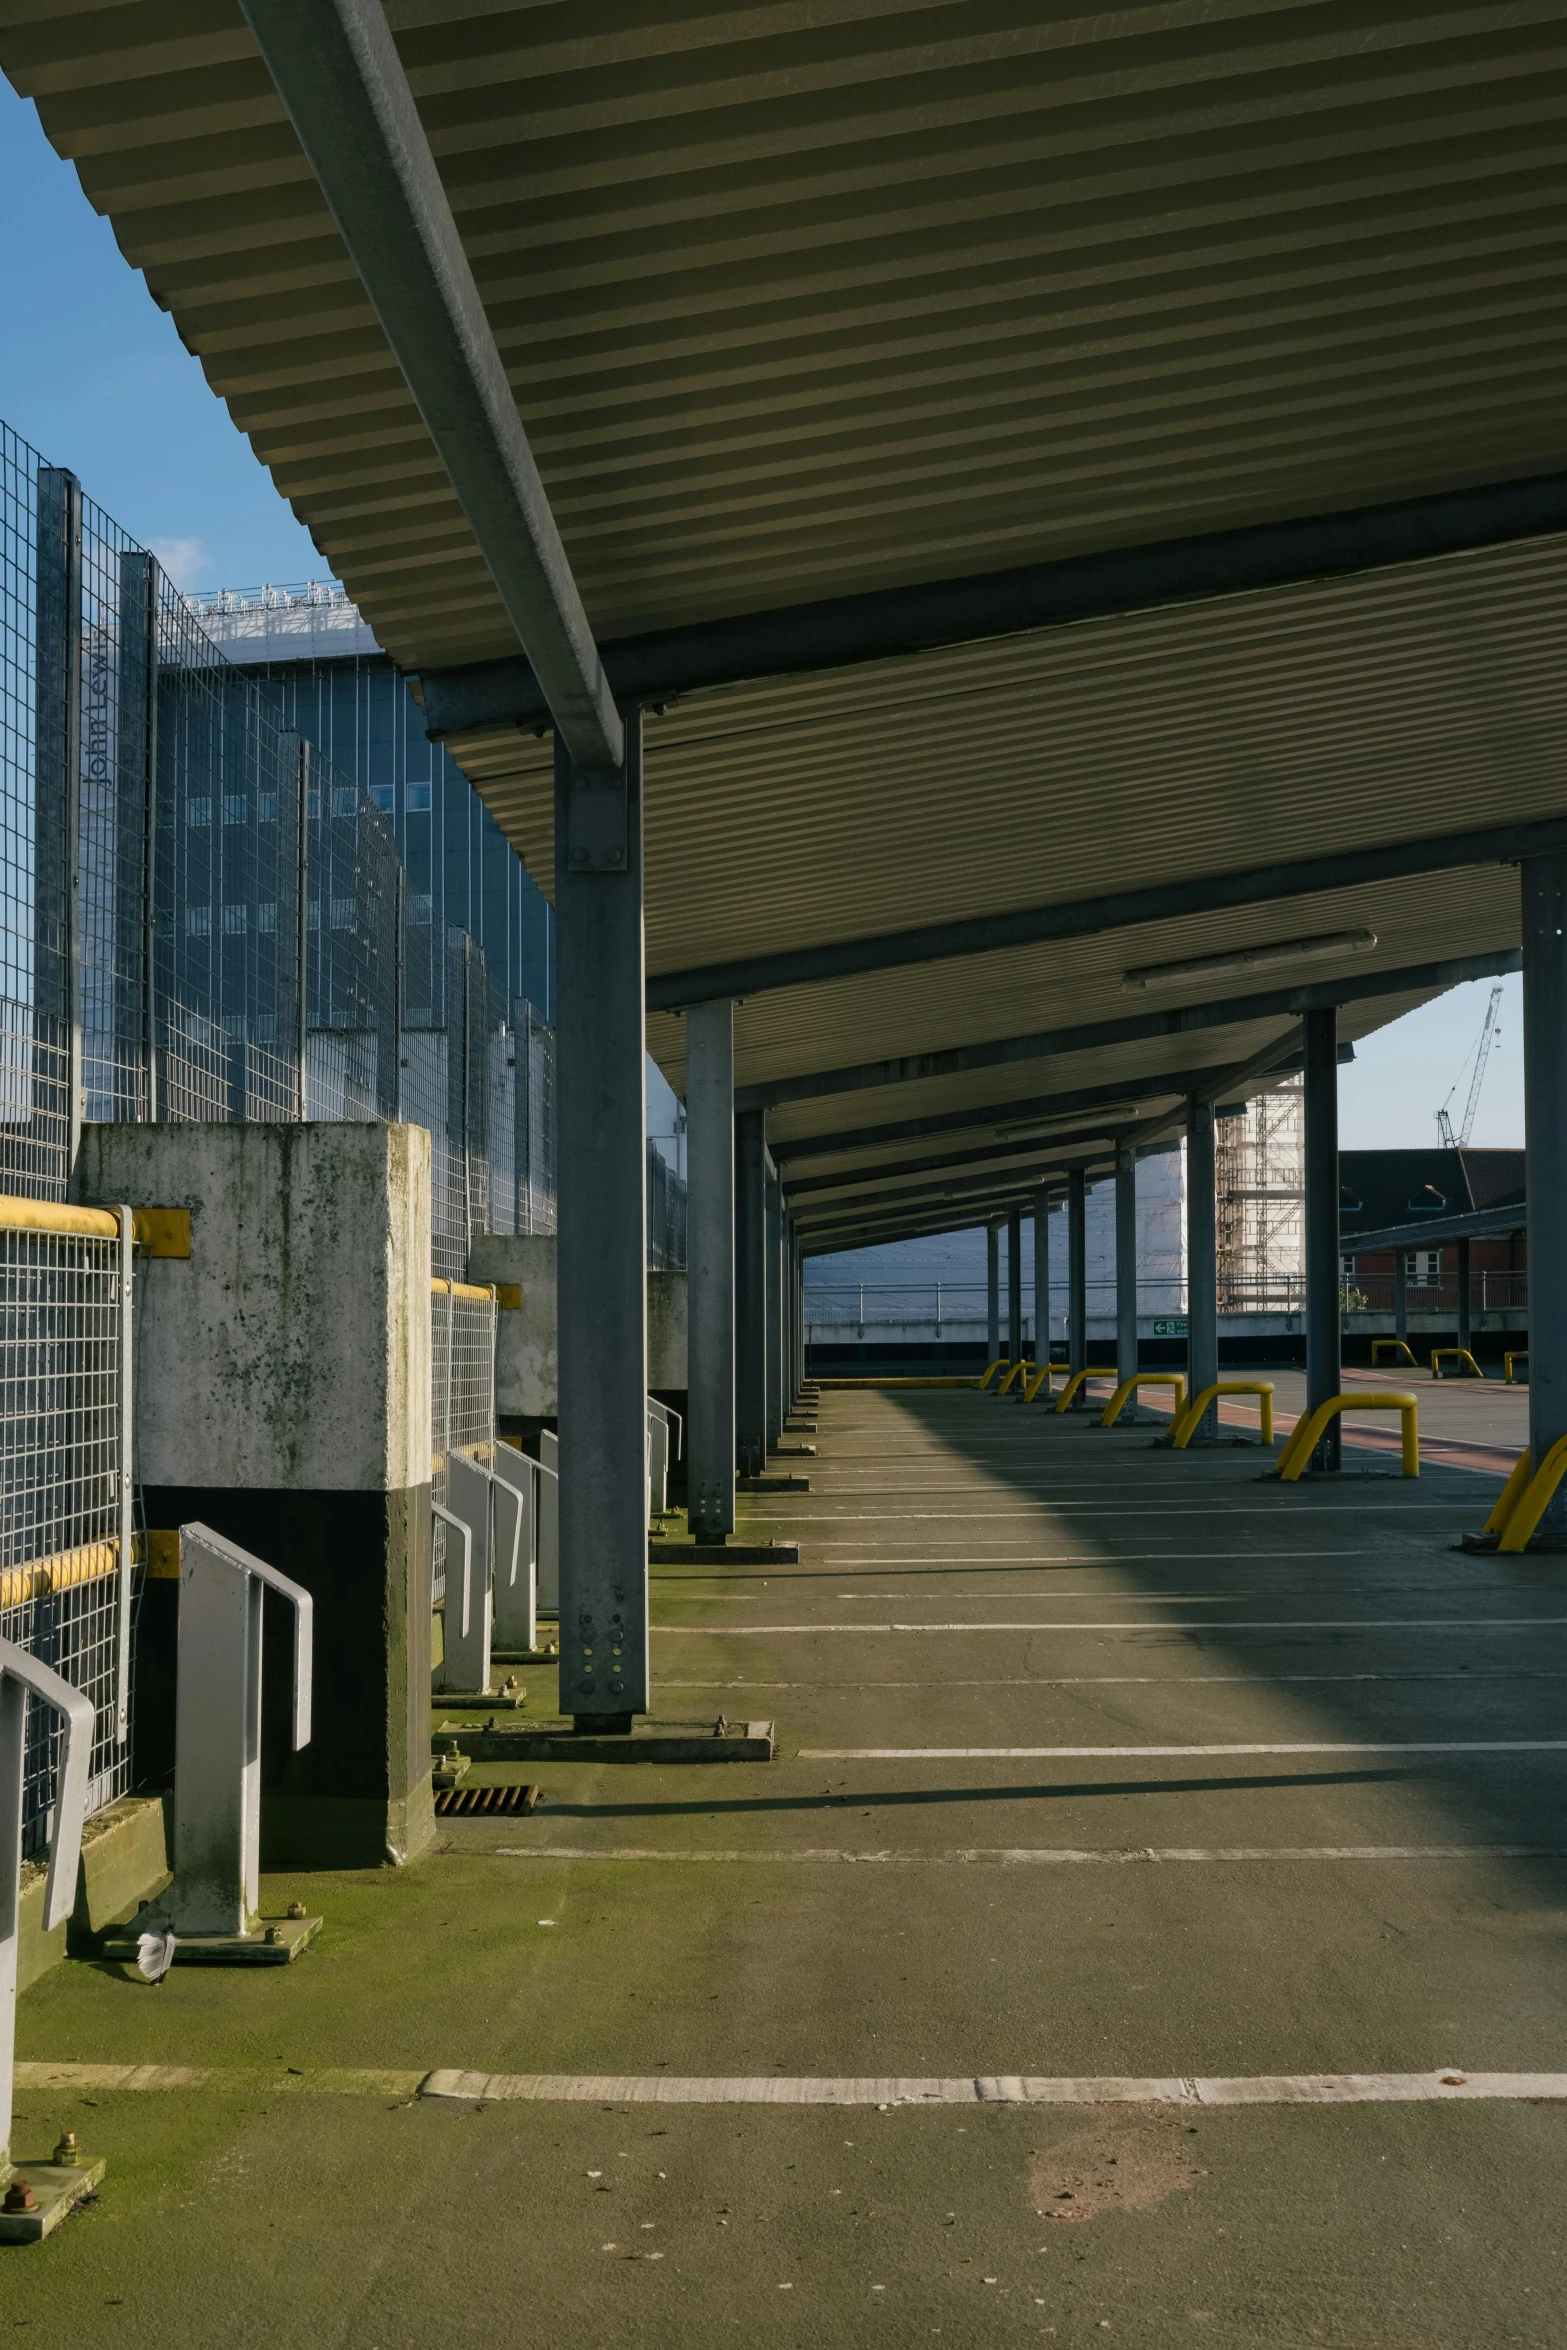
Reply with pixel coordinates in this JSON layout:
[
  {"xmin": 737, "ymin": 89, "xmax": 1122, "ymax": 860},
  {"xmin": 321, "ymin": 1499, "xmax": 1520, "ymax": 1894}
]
[
  {"xmin": 647, "ymin": 1144, "xmax": 688, "ymax": 1271},
  {"xmin": 429, "ymin": 1283, "xmax": 496, "ymax": 1592},
  {"xmin": 0, "ymin": 1224, "xmax": 132, "ymax": 1855}
]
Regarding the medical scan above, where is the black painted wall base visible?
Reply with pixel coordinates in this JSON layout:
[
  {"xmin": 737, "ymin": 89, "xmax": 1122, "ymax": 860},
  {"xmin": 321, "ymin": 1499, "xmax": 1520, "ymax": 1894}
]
[{"xmin": 138, "ymin": 1483, "xmax": 435, "ymax": 1870}]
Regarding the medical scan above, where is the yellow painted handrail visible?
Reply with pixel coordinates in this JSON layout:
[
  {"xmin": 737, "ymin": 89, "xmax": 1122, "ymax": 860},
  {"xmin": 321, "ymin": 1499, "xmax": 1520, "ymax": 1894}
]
[
  {"xmin": 1169, "ymin": 1381, "xmax": 1275, "ymax": 1449},
  {"xmin": 976, "ymin": 1359, "xmax": 1008, "ymax": 1391},
  {"xmin": 1506, "ymin": 1351, "xmax": 1529, "ymax": 1384},
  {"xmin": 431, "ymin": 1277, "xmax": 499, "ymax": 1305},
  {"xmin": 996, "ymin": 1358, "xmax": 1033, "ymax": 1395},
  {"xmin": 0, "ymin": 1194, "xmax": 190, "ymax": 1255},
  {"xmin": 1274, "ymin": 1391, "xmax": 1419, "ymax": 1481},
  {"xmin": 1052, "ymin": 1366, "xmax": 1119, "ymax": 1414},
  {"xmin": 1371, "ymin": 1338, "xmax": 1417, "ymax": 1369},
  {"xmin": 1497, "ymin": 1435, "xmax": 1567, "ymax": 1552},
  {"xmin": 1100, "ymin": 1372, "xmax": 1187, "ymax": 1428},
  {"xmin": 1481, "ymin": 1448, "xmax": 1534, "ymax": 1539},
  {"xmin": 0, "ymin": 1537, "xmax": 128, "ymax": 1611},
  {"xmin": 1431, "ymin": 1347, "xmax": 1484, "ymax": 1381}
]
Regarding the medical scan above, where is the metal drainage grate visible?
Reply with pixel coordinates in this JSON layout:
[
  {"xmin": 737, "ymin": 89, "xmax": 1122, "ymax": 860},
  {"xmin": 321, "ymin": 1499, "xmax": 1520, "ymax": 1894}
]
[{"xmin": 435, "ymin": 1783, "xmax": 540, "ymax": 1817}]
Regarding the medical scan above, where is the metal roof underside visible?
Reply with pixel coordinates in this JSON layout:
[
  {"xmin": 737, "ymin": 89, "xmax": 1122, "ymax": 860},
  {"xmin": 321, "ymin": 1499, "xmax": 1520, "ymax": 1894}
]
[{"xmin": 7, "ymin": 3, "xmax": 1563, "ymax": 1236}]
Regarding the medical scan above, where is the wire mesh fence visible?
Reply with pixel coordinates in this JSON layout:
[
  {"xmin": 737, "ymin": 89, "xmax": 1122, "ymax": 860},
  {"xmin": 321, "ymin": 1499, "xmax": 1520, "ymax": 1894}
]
[
  {"xmin": 0, "ymin": 415, "xmax": 578, "ymax": 1830},
  {"xmin": 429, "ymin": 1281, "xmax": 498, "ymax": 1598},
  {"xmin": 0, "ymin": 1219, "xmax": 133, "ymax": 1856}
]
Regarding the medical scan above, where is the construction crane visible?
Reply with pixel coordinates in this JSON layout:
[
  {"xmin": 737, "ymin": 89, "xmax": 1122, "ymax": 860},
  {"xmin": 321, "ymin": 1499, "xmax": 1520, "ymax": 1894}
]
[{"xmin": 1436, "ymin": 981, "xmax": 1504, "ymax": 1149}]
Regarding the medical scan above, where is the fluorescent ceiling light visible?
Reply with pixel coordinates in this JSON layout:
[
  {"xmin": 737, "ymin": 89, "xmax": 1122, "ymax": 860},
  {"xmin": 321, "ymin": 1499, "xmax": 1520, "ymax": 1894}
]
[
  {"xmin": 1122, "ymin": 928, "xmax": 1377, "ymax": 991},
  {"xmin": 993, "ymin": 1106, "xmax": 1137, "ymax": 1141}
]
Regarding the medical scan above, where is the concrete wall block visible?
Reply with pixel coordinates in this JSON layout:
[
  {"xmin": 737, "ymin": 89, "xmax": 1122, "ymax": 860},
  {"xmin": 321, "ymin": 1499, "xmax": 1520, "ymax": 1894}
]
[
  {"xmin": 469, "ymin": 1232, "xmax": 686, "ymax": 1411},
  {"xmin": 79, "ymin": 1120, "xmax": 432, "ymax": 1492},
  {"xmin": 17, "ymin": 1792, "xmax": 171, "ymax": 1991}
]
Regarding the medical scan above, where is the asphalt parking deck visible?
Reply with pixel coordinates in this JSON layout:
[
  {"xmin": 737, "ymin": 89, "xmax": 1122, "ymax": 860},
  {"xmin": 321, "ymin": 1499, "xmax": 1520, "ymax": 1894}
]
[{"xmin": 12, "ymin": 1387, "xmax": 1567, "ymax": 2346}]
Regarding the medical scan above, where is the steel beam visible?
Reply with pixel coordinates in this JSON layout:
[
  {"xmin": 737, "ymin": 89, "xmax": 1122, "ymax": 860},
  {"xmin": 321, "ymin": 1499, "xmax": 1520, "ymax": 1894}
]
[
  {"xmin": 773, "ymin": 1063, "xmax": 1251, "ymax": 1167},
  {"xmin": 238, "ymin": 0, "xmax": 619, "ymax": 771},
  {"xmin": 685, "ymin": 999, "xmax": 735, "ymax": 1542},
  {"xmin": 1033, "ymin": 1187, "xmax": 1051, "ymax": 1376},
  {"xmin": 1186, "ymin": 1098, "xmax": 1219, "ymax": 1441},
  {"xmin": 1115, "ymin": 1139, "xmax": 1139, "ymax": 1415},
  {"xmin": 782, "ymin": 1122, "xmax": 1122, "ymax": 1199},
  {"xmin": 734, "ymin": 949, "xmax": 1520, "ymax": 1114},
  {"xmin": 1067, "ymin": 1168, "xmax": 1088, "ymax": 1402},
  {"xmin": 1007, "ymin": 1206, "xmax": 1023, "ymax": 1364},
  {"xmin": 1303, "ymin": 1006, "xmax": 1342, "ymax": 1473},
  {"xmin": 553, "ymin": 709, "xmax": 648, "ymax": 1731},
  {"xmin": 799, "ymin": 1173, "xmax": 1096, "ymax": 1258},
  {"xmin": 736, "ymin": 1110, "xmax": 768, "ymax": 1477},
  {"xmin": 423, "ymin": 473, "xmax": 1567, "ymax": 741},
  {"xmin": 1523, "ymin": 855, "xmax": 1567, "ymax": 1541},
  {"xmin": 650, "ymin": 830, "xmax": 1559, "ymax": 1014}
]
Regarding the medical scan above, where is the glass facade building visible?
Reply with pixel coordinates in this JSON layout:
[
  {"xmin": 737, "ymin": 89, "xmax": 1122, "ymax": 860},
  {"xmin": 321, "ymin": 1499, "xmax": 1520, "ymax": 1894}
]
[{"xmin": 189, "ymin": 586, "xmax": 553, "ymax": 1017}]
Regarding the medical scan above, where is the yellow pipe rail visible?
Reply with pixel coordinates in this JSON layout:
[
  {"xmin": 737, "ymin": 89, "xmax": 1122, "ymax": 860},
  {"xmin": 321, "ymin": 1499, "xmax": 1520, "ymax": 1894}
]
[
  {"xmin": 0, "ymin": 1193, "xmax": 190, "ymax": 1254},
  {"xmin": 996, "ymin": 1358, "xmax": 1034, "ymax": 1395},
  {"xmin": 976, "ymin": 1359, "xmax": 1008, "ymax": 1391},
  {"xmin": 1431, "ymin": 1347, "xmax": 1484, "ymax": 1381},
  {"xmin": 1506, "ymin": 1351, "xmax": 1529, "ymax": 1384},
  {"xmin": 1494, "ymin": 1437, "xmax": 1567, "ymax": 1552},
  {"xmin": 0, "ymin": 1538, "xmax": 128, "ymax": 1611},
  {"xmin": 1273, "ymin": 1391, "xmax": 1419, "ymax": 1481},
  {"xmin": 1480, "ymin": 1448, "xmax": 1535, "ymax": 1541},
  {"xmin": 1051, "ymin": 1366, "xmax": 1119, "ymax": 1414},
  {"xmin": 1022, "ymin": 1362, "xmax": 1055, "ymax": 1403},
  {"xmin": 1169, "ymin": 1380, "xmax": 1275, "ymax": 1449},
  {"xmin": 1099, "ymin": 1371, "xmax": 1187, "ymax": 1429},
  {"xmin": 1371, "ymin": 1338, "xmax": 1417, "ymax": 1369},
  {"xmin": 431, "ymin": 1276, "xmax": 499, "ymax": 1305}
]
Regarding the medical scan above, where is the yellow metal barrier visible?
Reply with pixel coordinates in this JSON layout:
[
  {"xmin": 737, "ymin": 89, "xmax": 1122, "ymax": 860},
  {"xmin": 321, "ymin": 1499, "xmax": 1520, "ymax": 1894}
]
[
  {"xmin": 1431, "ymin": 1347, "xmax": 1484, "ymax": 1380},
  {"xmin": 0, "ymin": 1192, "xmax": 190, "ymax": 1255},
  {"xmin": 1495, "ymin": 1437, "xmax": 1567, "ymax": 1552},
  {"xmin": 431, "ymin": 1276, "xmax": 499, "ymax": 1305},
  {"xmin": 1506, "ymin": 1351, "xmax": 1529, "ymax": 1384},
  {"xmin": 1371, "ymin": 1338, "xmax": 1417, "ymax": 1369},
  {"xmin": 1169, "ymin": 1381, "xmax": 1275, "ymax": 1449},
  {"xmin": 1099, "ymin": 1372, "xmax": 1187, "ymax": 1428},
  {"xmin": 976, "ymin": 1359, "xmax": 1008, "ymax": 1391},
  {"xmin": 1480, "ymin": 1448, "xmax": 1534, "ymax": 1541},
  {"xmin": 1022, "ymin": 1362, "xmax": 1056, "ymax": 1403},
  {"xmin": 1273, "ymin": 1391, "xmax": 1419, "ymax": 1481},
  {"xmin": 996, "ymin": 1358, "xmax": 1034, "ymax": 1395},
  {"xmin": 1051, "ymin": 1366, "xmax": 1119, "ymax": 1414},
  {"xmin": 813, "ymin": 1376, "xmax": 980, "ymax": 1389}
]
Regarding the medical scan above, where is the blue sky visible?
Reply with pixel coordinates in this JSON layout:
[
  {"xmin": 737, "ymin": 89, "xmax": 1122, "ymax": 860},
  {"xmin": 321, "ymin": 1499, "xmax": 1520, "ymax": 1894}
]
[{"xmin": 0, "ymin": 78, "xmax": 1525, "ymax": 1151}]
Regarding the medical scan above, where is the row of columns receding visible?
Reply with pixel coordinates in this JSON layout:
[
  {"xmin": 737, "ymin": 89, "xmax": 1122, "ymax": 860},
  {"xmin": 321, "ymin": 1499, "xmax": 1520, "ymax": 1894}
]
[{"xmin": 551, "ymin": 707, "xmax": 1567, "ymax": 1731}]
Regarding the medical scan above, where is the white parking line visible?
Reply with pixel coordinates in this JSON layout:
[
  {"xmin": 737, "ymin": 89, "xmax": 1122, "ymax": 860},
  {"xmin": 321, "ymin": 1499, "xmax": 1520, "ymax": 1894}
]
[
  {"xmin": 420, "ymin": 2069, "xmax": 1567, "ymax": 2108},
  {"xmin": 798, "ymin": 1741, "xmax": 1567, "ymax": 1759}
]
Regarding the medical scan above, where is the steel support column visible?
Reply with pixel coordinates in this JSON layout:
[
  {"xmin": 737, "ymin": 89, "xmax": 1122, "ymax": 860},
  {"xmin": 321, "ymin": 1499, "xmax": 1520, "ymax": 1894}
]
[
  {"xmin": 1394, "ymin": 1248, "xmax": 1408, "ymax": 1344},
  {"xmin": 766, "ymin": 1166, "xmax": 783, "ymax": 1451},
  {"xmin": 1523, "ymin": 857, "xmax": 1567, "ymax": 1540},
  {"xmin": 1115, "ymin": 1140, "xmax": 1139, "ymax": 1417},
  {"xmin": 1007, "ymin": 1205, "xmax": 1023, "ymax": 1365},
  {"xmin": 554, "ymin": 709, "xmax": 647, "ymax": 1732},
  {"xmin": 1186, "ymin": 1098, "xmax": 1219, "ymax": 1440},
  {"xmin": 1033, "ymin": 1187, "xmax": 1051, "ymax": 1380},
  {"xmin": 986, "ymin": 1223, "xmax": 1000, "ymax": 1361},
  {"xmin": 736, "ymin": 1109, "xmax": 768, "ymax": 1476},
  {"xmin": 1068, "ymin": 1168, "xmax": 1088, "ymax": 1405},
  {"xmin": 685, "ymin": 998, "xmax": 735, "ymax": 1541},
  {"xmin": 1303, "ymin": 1006, "xmax": 1342, "ymax": 1472},
  {"xmin": 1456, "ymin": 1234, "xmax": 1472, "ymax": 1358}
]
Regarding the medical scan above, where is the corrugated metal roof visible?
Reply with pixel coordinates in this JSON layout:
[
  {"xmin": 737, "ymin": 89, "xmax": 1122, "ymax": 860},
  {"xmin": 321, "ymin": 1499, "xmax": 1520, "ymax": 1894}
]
[{"xmin": 6, "ymin": 2, "xmax": 1558, "ymax": 1222}]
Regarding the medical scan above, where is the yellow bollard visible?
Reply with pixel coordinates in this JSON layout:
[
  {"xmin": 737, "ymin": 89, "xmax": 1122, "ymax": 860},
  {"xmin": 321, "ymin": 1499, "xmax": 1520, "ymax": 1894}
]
[
  {"xmin": 1496, "ymin": 1435, "xmax": 1567, "ymax": 1552},
  {"xmin": 1505, "ymin": 1351, "xmax": 1529, "ymax": 1385},
  {"xmin": 1273, "ymin": 1391, "xmax": 1419, "ymax": 1481},
  {"xmin": 1051, "ymin": 1367, "xmax": 1119, "ymax": 1414},
  {"xmin": 1371, "ymin": 1339, "xmax": 1417, "ymax": 1369},
  {"xmin": 1099, "ymin": 1372, "xmax": 1187, "ymax": 1429},
  {"xmin": 1169, "ymin": 1381, "xmax": 1275, "ymax": 1448},
  {"xmin": 1431, "ymin": 1347, "xmax": 1484, "ymax": 1380},
  {"xmin": 976, "ymin": 1359, "xmax": 1007, "ymax": 1391}
]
